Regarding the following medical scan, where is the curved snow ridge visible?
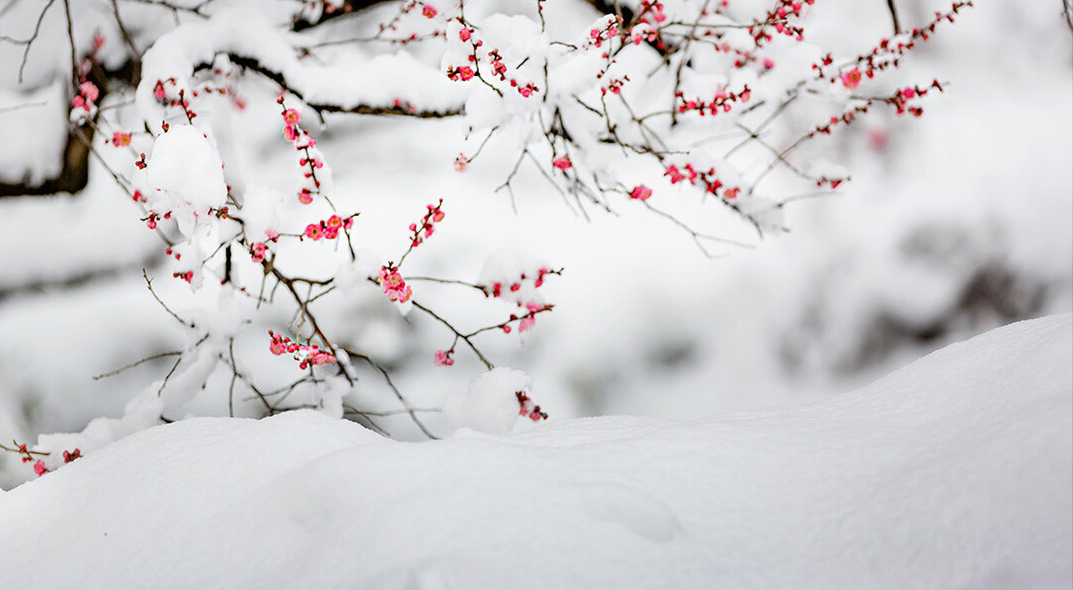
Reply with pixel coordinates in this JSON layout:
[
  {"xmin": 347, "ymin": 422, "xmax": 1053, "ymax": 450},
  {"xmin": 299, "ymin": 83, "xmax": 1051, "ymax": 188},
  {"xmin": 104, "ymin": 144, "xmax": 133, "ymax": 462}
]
[{"xmin": 0, "ymin": 315, "xmax": 1069, "ymax": 589}]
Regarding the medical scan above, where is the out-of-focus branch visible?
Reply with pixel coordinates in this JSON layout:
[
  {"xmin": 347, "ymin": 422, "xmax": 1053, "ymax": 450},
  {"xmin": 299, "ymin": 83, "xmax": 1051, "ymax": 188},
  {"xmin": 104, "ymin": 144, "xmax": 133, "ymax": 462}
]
[
  {"xmin": 0, "ymin": 125, "xmax": 93, "ymax": 197},
  {"xmin": 0, "ymin": 57, "xmax": 139, "ymax": 198},
  {"xmin": 886, "ymin": 0, "xmax": 902, "ymax": 34}
]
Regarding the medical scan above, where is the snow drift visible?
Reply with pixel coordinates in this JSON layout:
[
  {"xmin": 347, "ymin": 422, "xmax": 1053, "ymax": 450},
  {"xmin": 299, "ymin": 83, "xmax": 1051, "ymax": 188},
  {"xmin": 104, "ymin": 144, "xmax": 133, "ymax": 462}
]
[{"xmin": 1, "ymin": 315, "xmax": 1070, "ymax": 589}]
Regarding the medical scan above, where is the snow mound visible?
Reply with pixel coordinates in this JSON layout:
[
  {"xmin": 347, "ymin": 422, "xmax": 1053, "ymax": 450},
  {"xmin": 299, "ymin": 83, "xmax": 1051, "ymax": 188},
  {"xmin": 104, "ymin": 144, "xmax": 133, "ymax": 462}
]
[
  {"xmin": 442, "ymin": 367, "xmax": 533, "ymax": 434},
  {"xmin": 1, "ymin": 315, "xmax": 1070, "ymax": 589}
]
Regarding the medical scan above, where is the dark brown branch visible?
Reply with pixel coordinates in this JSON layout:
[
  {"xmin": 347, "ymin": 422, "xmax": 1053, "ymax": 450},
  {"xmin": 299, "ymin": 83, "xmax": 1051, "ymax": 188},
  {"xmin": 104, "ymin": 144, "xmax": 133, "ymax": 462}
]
[
  {"xmin": 0, "ymin": 57, "xmax": 138, "ymax": 198},
  {"xmin": 886, "ymin": 0, "xmax": 902, "ymax": 34},
  {"xmin": 213, "ymin": 54, "xmax": 463, "ymax": 118}
]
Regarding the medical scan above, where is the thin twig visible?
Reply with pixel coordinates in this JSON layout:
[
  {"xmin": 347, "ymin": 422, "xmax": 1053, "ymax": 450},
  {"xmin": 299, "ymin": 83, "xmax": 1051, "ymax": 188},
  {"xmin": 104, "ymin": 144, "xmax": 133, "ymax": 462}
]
[{"xmin": 93, "ymin": 351, "xmax": 181, "ymax": 380}]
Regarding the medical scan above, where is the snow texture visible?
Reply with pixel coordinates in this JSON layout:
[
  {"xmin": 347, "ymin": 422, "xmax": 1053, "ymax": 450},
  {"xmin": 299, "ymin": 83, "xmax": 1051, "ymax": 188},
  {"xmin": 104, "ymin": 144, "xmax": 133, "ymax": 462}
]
[{"xmin": 1, "ymin": 315, "xmax": 1069, "ymax": 589}]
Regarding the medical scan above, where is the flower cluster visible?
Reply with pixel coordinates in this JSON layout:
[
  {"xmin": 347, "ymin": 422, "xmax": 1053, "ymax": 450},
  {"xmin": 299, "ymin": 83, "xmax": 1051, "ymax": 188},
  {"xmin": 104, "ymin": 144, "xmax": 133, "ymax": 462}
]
[
  {"xmin": 516, "ymin": 391, "xmax": 547, "ymax": 422},
  {"xmin": 448, "ymin": 20, "xmax": 540, "ymax": 97},
  {"xmin": 628, "ymin": 23, "xmax": 658, "ymax": 46},
  {"xmin": 173, "ymin": 270, "xmax": 195, "ymax": 283},
  {"xmin": 143, "ymin": 210, "xmax": 171, "ymax": 230},
  {"xmin": 447, "ymin": 65, "xmax": 474, "ymax": 81},
  {"xmin": 379, "ymin": 265, "xmax": 412, "ymax": 304},
  {"xmin": 407, "ymin": 201, "xmax": 445, "ymax": 248},
  {"xmin": 630, "ymin": 185, "xmax": 652, "ymax": 201},
  {"xmin": 71, "ymin": 80, "xmax": 98, "ymax": 113},
  {"xmin": 587, "ymin": 15, "xmax": 620, "ymax": 49},
  {"xmin": 814, "ymin": 2, "xmax": 971, "ymax": 86},
  {"xmin": 507, "ymin": 302, "xmax": 552, "ymax": 334},
  {"xmin": 483, "ymin": 266, "xmax": 558, "ymax": 299},
  {"xmin": 675, "ymin": 86, "xmax": 751, "ymax": 116},
  {"xmin": 277, "ymin": 98, "xmax": 325, "ymax": 204},
  {"xmin": 434, "ymin": 349, "xmax": 455, "ymax": 367},
  {"xmin": 807, "ymin": 78, "xmax": 945, "ymax": 143},
  {"xmin": 750, "ymin": 0, "xmax": 812, "ymax": 46},
  {"xmin": 1, "ymin": 441, "xmax": 81, "ymax": 477},
  {"xmin": 600, "ymin": 76, "xmax": 629, "ymax": 96},
  {"xmin": 304, "ymin": 214, "xmax": 356, "ymax": 241},
  {"xmin": 152, "ymin": 79, "xmax": 198, "ymax": 123},
  {"xmin": 268, "ymin": 331, "xmax": 337, "ymax": 369},
  {"xmin": 249, "ymin": 229, "xmax": 280, "ymax": 264},
  {"xmin": 664, "ymin": 163, "xmax": 740, "ymax": 200},
  {"xmin": 885, "ymin": 81, "xmax": 943, "ymax": 117}
]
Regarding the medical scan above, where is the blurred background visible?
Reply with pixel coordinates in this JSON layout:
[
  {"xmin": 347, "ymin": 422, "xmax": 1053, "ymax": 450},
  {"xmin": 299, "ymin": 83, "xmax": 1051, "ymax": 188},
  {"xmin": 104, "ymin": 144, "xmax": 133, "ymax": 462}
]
[{"xmin": 1, "ymin": 0, "xmax": 1070, "ymax": 488}]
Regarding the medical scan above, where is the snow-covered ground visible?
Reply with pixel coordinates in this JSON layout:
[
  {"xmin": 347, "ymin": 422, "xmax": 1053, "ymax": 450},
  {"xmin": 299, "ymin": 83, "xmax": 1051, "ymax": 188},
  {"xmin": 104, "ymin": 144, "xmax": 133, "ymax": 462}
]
[{"xmin": 1, "ymin": 315, "xmax": 1069, "ymax": 589}]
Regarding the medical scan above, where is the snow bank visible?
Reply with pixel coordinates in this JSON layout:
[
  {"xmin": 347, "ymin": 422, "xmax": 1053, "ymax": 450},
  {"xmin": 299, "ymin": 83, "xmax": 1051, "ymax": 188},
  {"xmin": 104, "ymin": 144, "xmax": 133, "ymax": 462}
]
[{"xmin": 0, "ymin": 315, "xmax": 1069, "ymax": 589}]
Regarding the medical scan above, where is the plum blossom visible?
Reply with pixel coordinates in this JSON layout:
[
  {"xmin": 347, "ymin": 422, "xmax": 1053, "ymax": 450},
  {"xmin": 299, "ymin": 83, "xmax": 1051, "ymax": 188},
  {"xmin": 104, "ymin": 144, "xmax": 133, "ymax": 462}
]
[
  {"xmin": 379, "ymin": 266, "xmax": 412, "ymax": 303},
  {"xmin": 841, "ymin": 67, "xmax": 862, "ymax": 89}
]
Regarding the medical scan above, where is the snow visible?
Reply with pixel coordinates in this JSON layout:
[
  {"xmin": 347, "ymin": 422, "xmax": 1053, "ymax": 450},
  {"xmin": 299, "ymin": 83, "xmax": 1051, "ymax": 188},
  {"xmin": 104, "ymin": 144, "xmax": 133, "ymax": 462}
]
[
  {"xmin": 1, "ymin": 315, "xmax": 1069, "ymax": 588},
  {"xmin": 442, "ymin": 367, "xmax": 533, "ymax": 434},
  {"xmin": 0, "ymin": 82, "xmax": 67, "ymax": 185},
  {"xmin": 141, "ymin": 124, "xmax": 228, "ymax": 231}
]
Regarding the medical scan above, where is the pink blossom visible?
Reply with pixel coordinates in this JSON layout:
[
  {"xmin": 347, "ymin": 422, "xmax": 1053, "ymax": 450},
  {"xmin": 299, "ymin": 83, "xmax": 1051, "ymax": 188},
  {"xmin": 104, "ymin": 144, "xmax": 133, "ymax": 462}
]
[
  {"xmin": 840, "ymin": 67, "xmax": 862, "ymax": 89},
  {"xmin": 378, "ymin": 266, "xmax": 413, "ymax": 303},
  {"xmin": 434, "ymin": 350, "xmax": 455, "ymax": 367},
  {"xmin": 112, "ymin": 131, "xmax": 131, "ymax": 147},
  {"xmin": 33, "ymin": 460, "xmax": 47, "ymax": 476},
  {"xmin": 304, "ymin": 224, "xmax": 322, "ymax": 240},
  {"xmin": 518, "ymin": 316, "xmax": 536, "ymax": 332},
  {"xmin": 422, "ymin": 5, "xmax": 437, "ymax": 18},
  {"xmin": 283, "ymin": 125, "xmax": 299, "ymax": 142},
  {"xmin": 454, "ymin": 154, "xmax": 469, "ymax": 172},
  {"xmin": 79, "ymin": 81, "xmax": 99, "ymax": 102},
  {"xmin": 459, "ymin": 28, "xmax": 471, "ymax": 42},
  {"xmin": 282, "ymin": 108, "xmax": 301, "ymax": 125},
  {"xmin": 630, "ymin": 185, "xmax": 652, "ymax": 200},
  {"xmin": 552, "ymin": 157, "xmax": 572, "ymax": 170},
  {"xmin": 665, "ymin": 164, "xmax": 686, "ymax": 184},
  {"xmin": 269, "ymin": 331, "xmax": 288, "ymax": 355},
  {"xmin": 153, "ymin": 81, "xmax": 167, "ymax": 100},
  {"xmin": 298, "ymin": 189, "xmax": 313, "ymax": 204},
  {"xmin": 250, "ymin": 242, "xmax": 267, "ymax": 263}
]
